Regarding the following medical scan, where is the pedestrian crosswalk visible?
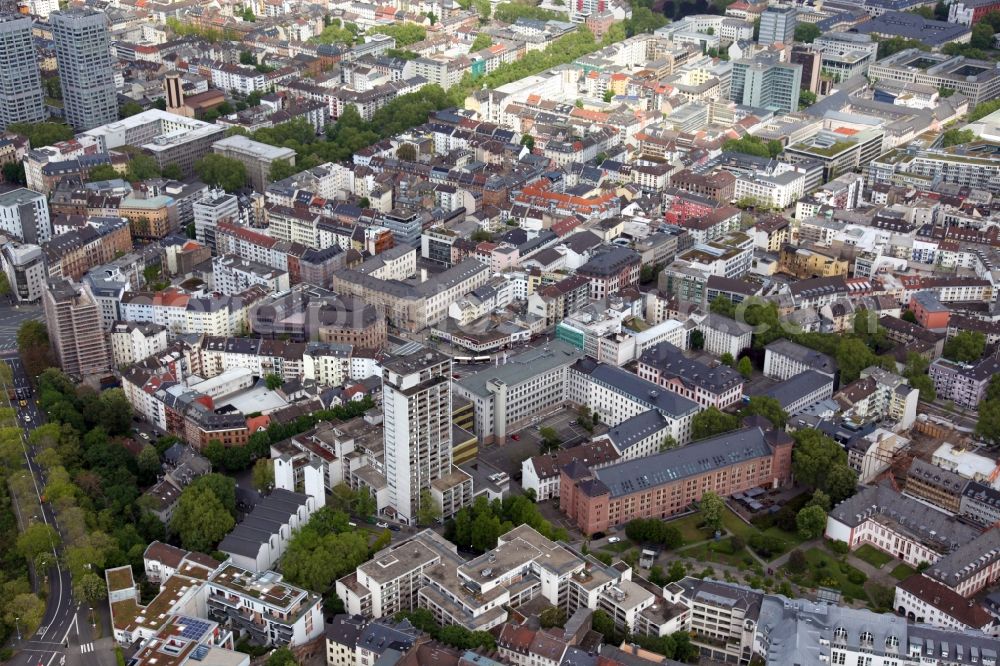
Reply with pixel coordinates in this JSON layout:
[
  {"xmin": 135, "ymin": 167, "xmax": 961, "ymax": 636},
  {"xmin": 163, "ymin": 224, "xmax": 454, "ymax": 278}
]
[{"xmin": 80, "ymin": 643, "xmax": 95, "ymax": 653}]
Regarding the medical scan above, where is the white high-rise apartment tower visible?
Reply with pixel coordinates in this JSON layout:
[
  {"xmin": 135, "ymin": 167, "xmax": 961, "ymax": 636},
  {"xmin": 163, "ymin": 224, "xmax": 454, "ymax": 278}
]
[
  {"xmin": 382, "ymin": 348, "xmax": 454, "ymax": 524},
  {"xmin": 51, "ymin": 8, "xmax": 118, "ymax": 131},
  {"xmin": 0, "ymin": 15, "xmax": 46, "ymax": 131}
]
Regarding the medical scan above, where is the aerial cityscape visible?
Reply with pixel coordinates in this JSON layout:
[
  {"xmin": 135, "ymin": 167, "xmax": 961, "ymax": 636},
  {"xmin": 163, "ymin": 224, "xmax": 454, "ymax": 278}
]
[{"xmin": 1, "ymin": 0, "xmax": 1000, "ymax": 664}]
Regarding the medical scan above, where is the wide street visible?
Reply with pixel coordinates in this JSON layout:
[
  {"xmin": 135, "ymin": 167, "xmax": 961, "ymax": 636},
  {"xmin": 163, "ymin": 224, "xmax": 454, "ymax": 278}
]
[
  {"xmin": 2, "ymin": 354, "xmax": 115, "ymax": 666},
  {"xmin": 0, "ymin": 303, "xmax": 44, "ymax": 352}
]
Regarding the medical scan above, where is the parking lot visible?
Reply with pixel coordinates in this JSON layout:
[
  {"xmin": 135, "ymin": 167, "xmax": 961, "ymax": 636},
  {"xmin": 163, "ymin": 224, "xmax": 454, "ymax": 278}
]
[{"xmin": 478, "ymin": 406, "xmax": 595, "ymax": 480}]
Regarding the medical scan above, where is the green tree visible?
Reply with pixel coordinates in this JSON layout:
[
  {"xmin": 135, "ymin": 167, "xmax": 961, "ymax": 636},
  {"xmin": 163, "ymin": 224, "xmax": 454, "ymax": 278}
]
[
  {"xmin": 16, "ymin": 523, "xmax": 61, "ymax": 562},
  {"xmin": 603, "ymin": 89, "xmax": 615, "ymax": 103},
  {"xmin": 126, "ymin": 154, "xmax": 161, "ymax": 181},
  {"xmin": 691, "ymin": 407, "xmax": 740, "ymax": 441},
  {"xmin": 520, "ymin": 134, "xmax": 534, "ymax": 150},
  {"xmin": 799, "ymin": 89, "xmax": 817, "ymax": 109},
  {"xmin": 794, "ymin": 23, "xmax": 820, "ymax": 43},
  {"xmin": 417, "ymin": 488, "xmax": 442, "ymax": 526},
  {"xmin": 877, "ymin": 36, "xmax": 928, "ymax": 59},
  {"xmin": 396, "ymin": 143, "xmax": 417, "ymax": 161},
  {"xmin": 162, "ymin": 163, "xmax": 184, "ymax": 180},
  {"xmin": 795, "ymin": 504, "xmax": 827, "ymax": 539},
  {"xmin": 171, "ymin": 484, "xmax": 235, "ymax": 552},
  {"xmin": 3, "ymin": 161, "xmax": 27, "ymax": 185},
  {"xmin": 740, "ymin": 395, "xmax": 788, "ymax": 429},
  {"xmin": 283, "ymin": 528, "xmax": 369, "ymax": 592},
  {"xmin": 120, "ymin": 101, "xmax": 144, "ymax": 118},
  {"xmin": 539, "ymin": 606, "xmax": 567, "ymax": 628},
  {"xmin": 76, "ymin": 571, "xmax": 109, "ymax": 604},
  {"xmin": 807, "ymin": 489, "xmax": 831, "ymax": 512},
  {"xmin": 722, "ymin": 135, "xmax": 782, "ymax": 159},
  {"xmin": 792, "ymin": 429, "xmax": 847, "ymax": 489},
  {"xmin": 252, "ymin": 458, "xmax": 274, "ymax": 491},
  {"xmin": 136, "ymin": 445, "xmax": 161, "ymax": 485},
  {"xmin": 368, "ymin": 23, "xmax": 427, "ymax": 46},
  {"xmin": 87, "ymin": 164, "xmax": 120, "ymax": 182},
  {"xmin": 470, "ymin": 509, "xmax": 503, "ymax": 551},
  {"xmin": 786, "ymin": 548, "xmax": 807, "ymax": 574},
  {"xmin": 737, "ymin": 356, "xmax": 753, "ymax": 379},
  {"xmin": 689, "ymin": 329, "xmax": 704, "ymax": 350},
  {"xmin": 941, "ymin": 128, "xmax": 976, "ymax": 148},
  {"xmin": 269, "ymin": 158, "xmax": 298, "ymax": 182},
  {"xmin": 825, "ymin": 464, "xmax": 858, "ymax": 504},
  {"xmin": 943, "ymin": 331, "xmax": 986, "ymax": 363},
  {"xmin": 4, "ymin": 593, "xmax": 45, "ymax": 636},
  {"xmin": 970, "ymin": 98, "xmax": 1000, "ymax": 122},
  {"xmin": 721, "ymin": 352, "xmax": 735, "ymax": 366},
  {"xmin": 836, "ymin": 337, "xmax": 877, "ymax": 384},
  {"xmin": 976, "ymin": 399, "xmax": 1000, "ymax": 446},
  {"xmin": 539, "ymin": 426, "xmax": 561, "ymax": 453},
  {"xmin": 0, "ymin": 273, "xmax": 10, "ymax": 296},
  {"xmin": 266, "ymin": 647, "xmax": 297, "ymax": 666},
  {"xmin": 624, "ymin": 6, "xmax": 668, "ymax": 35},
  {"xmin": 470, "ymin": 33, "xmax": 492, "ymax": 50},
  {"xmin": 700, "ymin": 491, "xmax": 725, "ymax": 533},
  {"xmin": 6, "ymin": 121, "xmax": 74, "ymax": 148},
  {"xmin": 901, "ymin": 309, "xmax": 918, "ymax": 324},
  {"xmin": 194, "ymin": 154, "xmax": 247, "ymax": 192},
  {"xmin": 265, "ymin": 373, "xmax": 284, "ymax": 390}
]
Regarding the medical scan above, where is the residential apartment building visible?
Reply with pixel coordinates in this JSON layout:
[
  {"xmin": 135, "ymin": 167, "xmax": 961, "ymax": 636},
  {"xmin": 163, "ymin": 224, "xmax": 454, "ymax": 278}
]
[
  {"xmin": 696, "ymin": 313, "xmax": 753, "ymax": 359},
  {"xmin": 763, "ymin": 339, "xmax": 838, "ymax": 380},
  {"xmin": 1, "ymin": 242, "xmax": 46, "ymax": 303},
  {"xmin": 43, "ymin": 278, "xmax": 112, "ymax": 377},
  {"xmin": 454, "ymin": 340, "xmax": 584, "ymax": 445},
  {"xmin": 637, "ymin": 341, "xmax": 745, "ymax": 409},
  {"xmin": 960, "ymin": 482, "xmax": 1000, "ymax": 528},
  {"xmin": 568, "ymin": 358, "xmax": 702, "ymax": 446},
  {"xmin": 575, "ymin": 246, "xmax": 641, "ymax": 300},
  {"xmin": 521, "ymin": 440, "xmax": 620, "ymax": 501},
  {"xmin": 904, "ymin": 459, "xmax": 968, "ymax": 515},
  {"xmin": 110, "ymin": 321, "xmax": 169, "ymax": 367},
  {"xmin": 382, "ymin": 347, "xmax": 470, "ymax": 525},
  {"xmin": 0, "ymin": 188, "xmax": 51, "ymax": 244},
  {"xmin": 928, "ymin": 356, "xmax": 1000, "ymax": 410},
  {"xmin": 560, "ymin": 425, "xmax": 793, "ymax": 535}
]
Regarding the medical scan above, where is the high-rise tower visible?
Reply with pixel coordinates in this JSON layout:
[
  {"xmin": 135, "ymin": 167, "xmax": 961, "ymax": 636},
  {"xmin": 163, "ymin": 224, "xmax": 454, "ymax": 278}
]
[
  {"xmin": 0, "ymin": 14, "xmax": 46, "ymax": 130},
  {"xmin": 52, "ymin": 8, "xmax": 117, "ymax": 131}
]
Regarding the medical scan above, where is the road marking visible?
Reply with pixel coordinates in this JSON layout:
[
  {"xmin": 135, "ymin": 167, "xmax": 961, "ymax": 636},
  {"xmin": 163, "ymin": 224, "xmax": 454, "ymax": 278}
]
[{"xmin": 80, "ymin": 643, "xmax": 94, "ymax": 654}]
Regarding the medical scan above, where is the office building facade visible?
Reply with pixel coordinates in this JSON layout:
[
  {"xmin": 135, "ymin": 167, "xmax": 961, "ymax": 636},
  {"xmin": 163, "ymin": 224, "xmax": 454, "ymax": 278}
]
[
  {"xmin": 51, "ymin": 9, "xmax": 118, "ymax": 131},
  {"xmin": 758, "ymin": 6, "xmax": 796, "ymax": 46},
  {"xmin": 0, "ymin": 15, "xmax": 46, "ymax": 130},
  {"xmin": 731, "ymin": 57, "xmax": 802, "ymax": 114}
]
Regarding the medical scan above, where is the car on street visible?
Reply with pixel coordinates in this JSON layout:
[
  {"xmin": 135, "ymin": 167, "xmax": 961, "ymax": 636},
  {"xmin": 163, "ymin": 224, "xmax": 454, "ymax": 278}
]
[
  {"xmin": 19, "ymin": 400, "xmax": 26, "ymax": 407},
  {"xmin": 376, "ymin": 521, "xmax": 389, "ymax": 529},
  {"xmin": 140, "ymin": 432, "xmax": 150, "ymax": 440},
  {"xmin": 607, "ymin": 537, "xmax": 621, "ymax": 543},
  {"xmin": 23, "ymin": 414, "xmax": 30, "ymax": 422},
  {"xmin": 511, "ymin": 433, "xmax": 520, "ymax": 441},
  {"xmin": 388, "ymin": 525, "xmax": 400, "ymax": 532}
]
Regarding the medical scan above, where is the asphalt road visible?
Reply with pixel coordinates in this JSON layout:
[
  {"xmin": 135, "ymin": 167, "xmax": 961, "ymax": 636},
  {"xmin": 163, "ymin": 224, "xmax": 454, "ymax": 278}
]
[
  {"xmin": 2, "ymin": 354, "xmax": 111, "ymax": 666},
  {"xmin": 0, "ymin": 304, "xmax": 44, "ymax": 352}
]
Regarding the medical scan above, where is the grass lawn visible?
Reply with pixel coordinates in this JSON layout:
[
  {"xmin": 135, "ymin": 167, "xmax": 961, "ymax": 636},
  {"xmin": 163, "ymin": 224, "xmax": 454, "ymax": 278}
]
[
  {"xmin": 854, "ymin": 544, "xmax": 895, "ymax": 569},
  {"xmin": 678, "ymin": 537, "xmax": 753, "ymax": 568},
  {"xmin": 665, "ymin": 512, "xmax": 713, "ymax": 545},
  {"xmin": 601, "ymin": 540, "xmax": 632, "ymax": 554},
  {"xmin": 796, "ymin": 547, "xmax": 868, "ymax": 601},
  {"xmin": 721, "ymin": 508, "xmax": 757, "ymax": 540},
  {"xmin": 891, "ymin": 563, "xmax": 917, "ymax": 580}
]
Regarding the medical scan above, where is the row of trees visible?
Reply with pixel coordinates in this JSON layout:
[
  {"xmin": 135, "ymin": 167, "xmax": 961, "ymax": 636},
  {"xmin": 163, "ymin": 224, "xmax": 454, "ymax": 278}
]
[
  {"xmin": 446, "ymin": 494, "xmax": 568, "ymax": 552},
  {"xmin": 690, "ymin": 396, "xmax": 788, "ymax": 442},
  {"xmin": 9, "ymin": 359, "xmax": 169, "ymax": 641},
  {"xmin": 0, "ymin": 376, "xmax": 43, "ymax": 653},
  {"xmin": 249, "ymin": 27, "xmax": 617, "ymax": 180},
  {"xmin": 395, "ymin": 608, "xmax": 496, "ymax": 651}
]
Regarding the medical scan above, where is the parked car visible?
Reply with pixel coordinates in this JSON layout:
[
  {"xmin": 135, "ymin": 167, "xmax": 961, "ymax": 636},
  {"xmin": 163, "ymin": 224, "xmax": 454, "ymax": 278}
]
[
  {"xmin": 607, "ymin": 537, "xmax": 621, "ymax": 544},
  {"xmin": 376, "ymin": 521, "xmax": 389, "ymax": 529}
]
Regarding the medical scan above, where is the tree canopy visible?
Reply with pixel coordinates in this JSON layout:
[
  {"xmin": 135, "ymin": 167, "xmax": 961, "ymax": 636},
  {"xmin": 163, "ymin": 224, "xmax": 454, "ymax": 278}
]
[{"xmin": 195, "ymin": 154, "xmax": 247, "ymax": 192}]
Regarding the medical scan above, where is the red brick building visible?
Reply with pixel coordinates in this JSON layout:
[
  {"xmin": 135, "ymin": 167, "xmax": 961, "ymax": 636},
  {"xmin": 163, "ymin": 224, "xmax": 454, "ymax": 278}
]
[{"xmin": 559, "ymin": 424, "xmax": 793, "ymax": 535}]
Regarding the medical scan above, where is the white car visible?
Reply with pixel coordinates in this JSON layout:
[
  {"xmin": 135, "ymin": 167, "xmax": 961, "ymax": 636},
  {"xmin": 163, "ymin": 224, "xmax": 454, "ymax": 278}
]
[
  {"xmin": 376, "ymin": 521, "xmax": 389, "ymax": 529},
  {"xmin": 23, "ymin": 414, "xmax": 31, "ymax": 422},
  {"xmin": 607, "ymin": 536, "xmax": 621, "ymax": 544}
]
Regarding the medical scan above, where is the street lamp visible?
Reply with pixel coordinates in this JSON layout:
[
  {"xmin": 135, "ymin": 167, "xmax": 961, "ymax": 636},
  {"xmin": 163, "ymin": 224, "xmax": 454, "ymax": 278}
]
[{"xmin": 14, "ymin": 616, "xmax": 20, "ymax": 641}]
